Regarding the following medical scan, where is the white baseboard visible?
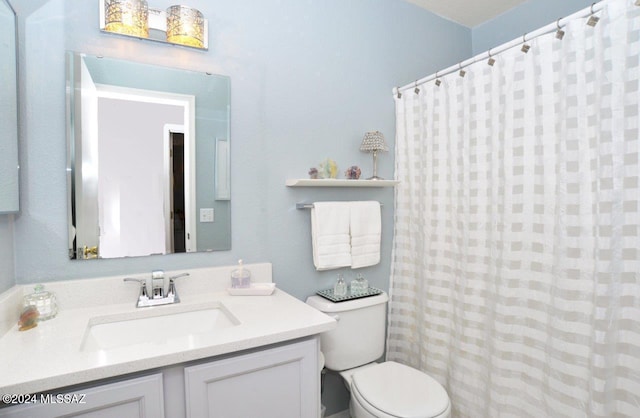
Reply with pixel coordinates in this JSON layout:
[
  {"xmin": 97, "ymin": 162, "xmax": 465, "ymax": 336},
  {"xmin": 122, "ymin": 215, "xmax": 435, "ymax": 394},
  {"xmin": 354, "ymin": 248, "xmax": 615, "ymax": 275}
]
[{"xmin": 326, "ymin": 410, "xmax": 350, "ymax": 418}]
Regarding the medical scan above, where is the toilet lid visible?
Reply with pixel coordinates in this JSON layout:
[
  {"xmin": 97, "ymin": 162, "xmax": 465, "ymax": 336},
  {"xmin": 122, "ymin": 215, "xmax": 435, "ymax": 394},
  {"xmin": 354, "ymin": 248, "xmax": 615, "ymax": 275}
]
[{"xmin": 351, "ymin": 361, "xmax": 449, "ymax": 418}]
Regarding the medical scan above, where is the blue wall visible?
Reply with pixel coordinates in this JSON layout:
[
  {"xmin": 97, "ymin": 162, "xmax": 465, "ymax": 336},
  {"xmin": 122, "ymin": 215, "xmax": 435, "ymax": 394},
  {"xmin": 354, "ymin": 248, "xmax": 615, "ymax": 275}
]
[
  {"xmin": 472, "ymin": 0, "xmax": 594, "ymax": 54},
  {"xmin": 11, "ymin": 0, "xmax": 470, "ymax": 299},
  {"xmin": 9, "ymin": 3, "xmax": 469, "ymax": 412}
]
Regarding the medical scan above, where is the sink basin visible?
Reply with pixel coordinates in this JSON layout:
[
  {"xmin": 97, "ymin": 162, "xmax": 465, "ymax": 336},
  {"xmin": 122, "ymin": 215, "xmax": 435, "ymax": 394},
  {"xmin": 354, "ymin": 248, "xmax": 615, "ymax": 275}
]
[{"xmin": 81, "ymin": 303, "xmax": 239, "ymax": 352}]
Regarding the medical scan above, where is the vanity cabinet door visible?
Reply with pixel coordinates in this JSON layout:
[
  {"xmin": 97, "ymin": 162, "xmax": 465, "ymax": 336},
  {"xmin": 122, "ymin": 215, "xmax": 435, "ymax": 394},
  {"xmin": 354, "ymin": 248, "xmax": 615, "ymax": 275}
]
[
  {"xmin": 0, "ymin": 374, "xmax": 164, "ymax": 418},
  {"xmin": 184, "ymin": 338, "xmax": 320, "ymax": 418}
]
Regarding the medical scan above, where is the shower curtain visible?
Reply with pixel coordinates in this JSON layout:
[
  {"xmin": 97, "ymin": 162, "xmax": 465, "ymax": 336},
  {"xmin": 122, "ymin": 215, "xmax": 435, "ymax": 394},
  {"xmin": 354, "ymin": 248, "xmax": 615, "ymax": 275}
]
[{"xmin": 387, "ymin": 0, "xmax": 640, "ymax": 417}]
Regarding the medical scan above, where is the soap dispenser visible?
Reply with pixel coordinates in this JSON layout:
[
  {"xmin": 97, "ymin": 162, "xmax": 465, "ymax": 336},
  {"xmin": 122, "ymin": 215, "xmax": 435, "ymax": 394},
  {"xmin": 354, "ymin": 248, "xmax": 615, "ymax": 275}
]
[{"xmin": 231, "ymin": 259, "xmax": 251, "ymax": 288}]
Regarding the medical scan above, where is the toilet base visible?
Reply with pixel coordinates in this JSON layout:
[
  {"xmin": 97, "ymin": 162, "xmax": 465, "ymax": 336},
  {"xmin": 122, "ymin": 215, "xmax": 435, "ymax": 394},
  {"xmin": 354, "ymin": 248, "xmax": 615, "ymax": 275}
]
[
  {"xmin": 350, "ymin": 389, "xmax": 380, "ymax": 418},
  {"xmin": 342, "ymin": 363, "xmax": 452, "ymax": 418},
  {"xmin": 350, "ymin": 380, "xmax": 401, "ymax": 418},
  {"xmin": 351, "ymin": 390, "xmax": 451, "ymax": 418}
]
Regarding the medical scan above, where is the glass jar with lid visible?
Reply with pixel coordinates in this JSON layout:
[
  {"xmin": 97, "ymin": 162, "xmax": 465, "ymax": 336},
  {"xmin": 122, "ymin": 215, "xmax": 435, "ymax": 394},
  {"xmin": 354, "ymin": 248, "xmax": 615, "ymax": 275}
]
[{"xmin": 23, "ymin": 284, "xmax": 58, "ymax": 321}]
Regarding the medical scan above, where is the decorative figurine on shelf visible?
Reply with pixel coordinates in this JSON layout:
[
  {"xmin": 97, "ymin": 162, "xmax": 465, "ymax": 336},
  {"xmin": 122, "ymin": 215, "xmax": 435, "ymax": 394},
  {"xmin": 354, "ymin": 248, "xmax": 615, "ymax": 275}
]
[
  {"xmin": 318, "ymin": 158, "xmax": 338, "ymax": 179},
  {"xmin": 345, "ymin": 166, "xmax": 361, "ymax": 180},
  {"xmin": 308, "ymin": 167, "xmax": 319, "ymax": 179}
]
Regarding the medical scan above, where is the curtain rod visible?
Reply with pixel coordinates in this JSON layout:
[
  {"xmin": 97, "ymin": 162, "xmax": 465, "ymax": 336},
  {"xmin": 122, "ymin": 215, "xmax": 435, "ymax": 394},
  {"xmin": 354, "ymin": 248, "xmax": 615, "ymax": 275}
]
[{"xmin": 395, "ymin": 0, "xmax": 607, "ymax": 94}]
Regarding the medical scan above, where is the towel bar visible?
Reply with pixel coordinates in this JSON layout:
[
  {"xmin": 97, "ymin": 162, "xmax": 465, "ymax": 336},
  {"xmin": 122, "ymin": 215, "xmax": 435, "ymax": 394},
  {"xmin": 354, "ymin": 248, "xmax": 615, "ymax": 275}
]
[{"xmin": 296, "ymin": 202, "xmax": 383, "ymax": 210}]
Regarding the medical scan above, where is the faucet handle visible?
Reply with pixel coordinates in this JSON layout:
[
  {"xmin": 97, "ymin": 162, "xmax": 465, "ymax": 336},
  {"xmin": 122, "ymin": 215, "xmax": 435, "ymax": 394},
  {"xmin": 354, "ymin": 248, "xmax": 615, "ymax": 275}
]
[
  {"xmin": 123, "ymin": 278, "xmax": 149, "ymax": 299},
  {"xmin": 169, "ymin": 272, "xmax": 190, "ymax": 280},
  {"xmin": 166, "ymin": 273, "xmax": 189, "ymax": 303}
]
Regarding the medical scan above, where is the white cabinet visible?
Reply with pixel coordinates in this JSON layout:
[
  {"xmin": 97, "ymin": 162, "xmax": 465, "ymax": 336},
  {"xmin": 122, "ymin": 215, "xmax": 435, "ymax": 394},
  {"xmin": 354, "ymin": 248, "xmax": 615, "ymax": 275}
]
[
  {"xmin": 0, "ymin": 374, "xmax": 164, "ymax": 418},
  {"xmin": 185, "ymin": 338, "xmax": 319, "ymax": 418}
]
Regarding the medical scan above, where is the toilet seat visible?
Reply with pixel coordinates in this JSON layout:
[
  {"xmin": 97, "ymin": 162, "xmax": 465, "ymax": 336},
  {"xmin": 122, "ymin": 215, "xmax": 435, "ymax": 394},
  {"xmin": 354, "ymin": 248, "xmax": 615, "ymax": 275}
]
[{"xmin": 351, "ymin": 361, "xmax": 450, "ymax": 418}]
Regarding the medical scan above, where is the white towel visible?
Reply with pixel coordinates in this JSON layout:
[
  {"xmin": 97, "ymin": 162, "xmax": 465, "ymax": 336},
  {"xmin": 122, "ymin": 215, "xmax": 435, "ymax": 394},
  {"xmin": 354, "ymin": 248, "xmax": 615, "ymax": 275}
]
[
  {"xmin": 311, "ymin": 202, "xmax": 352, "ymax": 270},
  {"xmin": 350, "ymin": 201, "xmax": 381, "ymax": 269}
]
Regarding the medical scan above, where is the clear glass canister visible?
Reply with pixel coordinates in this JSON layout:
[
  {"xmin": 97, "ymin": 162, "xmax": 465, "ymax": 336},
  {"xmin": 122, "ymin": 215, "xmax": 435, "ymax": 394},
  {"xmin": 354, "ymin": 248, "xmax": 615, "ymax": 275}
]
[
  {"xmin": 23, "ymin": 284, "xmax": 58, "ymax": 321},
  {"xmin": 350, "ymin": 273, "xmax": 369, "ymax": 294}
]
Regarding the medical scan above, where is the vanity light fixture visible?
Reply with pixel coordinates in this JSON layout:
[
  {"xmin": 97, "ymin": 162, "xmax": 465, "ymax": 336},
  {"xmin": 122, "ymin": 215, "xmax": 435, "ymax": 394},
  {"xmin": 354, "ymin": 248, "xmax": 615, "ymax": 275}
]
[
  {"xmin": 103, "ymin": 0, "xmax": 149, "ymax": 38},
  {"xmin": 99, "ymin": 1, "xmax": 208, "ymax": 50},
  {"xmin": 166, "ymin": 5, "xmax": 205, "ymax": 48},
  {"xmin": 360, "ymin": 131, "xmax": 389, "ymax": 180}
]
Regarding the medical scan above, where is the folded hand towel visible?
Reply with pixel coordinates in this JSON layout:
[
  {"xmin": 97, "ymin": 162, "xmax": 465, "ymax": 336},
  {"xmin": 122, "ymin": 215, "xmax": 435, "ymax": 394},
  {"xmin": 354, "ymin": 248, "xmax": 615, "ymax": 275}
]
[
  {"xmin": 311, "ymin": 202, "xmax": 352, "ymax": 270},
  {"xmin": 350, "ymin": 201, "xmax": 381, "ymax": 269}
]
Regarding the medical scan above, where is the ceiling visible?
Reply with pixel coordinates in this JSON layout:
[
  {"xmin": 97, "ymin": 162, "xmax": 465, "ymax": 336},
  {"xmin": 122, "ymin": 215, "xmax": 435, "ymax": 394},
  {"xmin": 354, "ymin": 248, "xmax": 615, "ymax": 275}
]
[{"xmin": 404, "ymin": 0, "xmax": 529, "ymax": 27}]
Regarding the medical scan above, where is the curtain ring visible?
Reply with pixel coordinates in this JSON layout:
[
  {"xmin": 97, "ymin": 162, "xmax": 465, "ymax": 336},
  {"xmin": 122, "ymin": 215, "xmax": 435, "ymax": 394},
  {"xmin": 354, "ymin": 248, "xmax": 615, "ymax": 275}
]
[
  {"xmin": 521, "ymin": 33, "xmax": 531, "ymax": 53},
  {"xmin": 555, "ymin": 18, "xmax": 566, "ymax": 39},
  {"xmin": 414, "ymin": 81, "xmax": 420, "ymax": 95},
  {"xmin": 435, "ymin": 71, "xmax": 441, "ymax": 86},
  {"xmin": 487, "ymin": 49, "xmax": 496, "ymax": 66},
  {"xmin": 587, "ymin": 3, "xmax": 600, "ymax": 26},
  {"xmin": 459, "ymin": 63, "xmax": 466, "ymax": 77}
]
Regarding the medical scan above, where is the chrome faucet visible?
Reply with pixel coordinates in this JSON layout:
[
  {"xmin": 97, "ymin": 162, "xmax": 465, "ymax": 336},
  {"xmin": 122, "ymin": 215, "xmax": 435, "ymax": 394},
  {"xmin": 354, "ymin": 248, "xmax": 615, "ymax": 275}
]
[{"xmin": 124, "ymin": 271, "xmax": 190, "ymax": 308}]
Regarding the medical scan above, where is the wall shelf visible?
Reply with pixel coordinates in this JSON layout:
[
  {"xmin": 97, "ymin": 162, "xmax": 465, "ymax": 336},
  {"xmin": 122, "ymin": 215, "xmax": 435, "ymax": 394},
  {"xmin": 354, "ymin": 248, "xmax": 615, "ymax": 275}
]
[{"xmin": 286, "ymin": 179, "xmax": 399, "ymax": 188}]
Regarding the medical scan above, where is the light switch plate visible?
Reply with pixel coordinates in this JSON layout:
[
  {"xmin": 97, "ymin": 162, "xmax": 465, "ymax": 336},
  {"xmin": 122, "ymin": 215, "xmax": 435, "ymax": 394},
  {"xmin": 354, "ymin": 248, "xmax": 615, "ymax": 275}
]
[{"xmin": 200, "ymin": 208, "xmax": 214, "ymax": 222}]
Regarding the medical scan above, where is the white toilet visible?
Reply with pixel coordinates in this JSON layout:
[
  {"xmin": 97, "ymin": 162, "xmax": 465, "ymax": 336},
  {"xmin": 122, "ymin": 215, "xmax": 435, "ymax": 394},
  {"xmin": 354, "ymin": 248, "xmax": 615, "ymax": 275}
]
[{"xmin": 306, "ymin": 292, "xmax": 451, "ymax": 418}]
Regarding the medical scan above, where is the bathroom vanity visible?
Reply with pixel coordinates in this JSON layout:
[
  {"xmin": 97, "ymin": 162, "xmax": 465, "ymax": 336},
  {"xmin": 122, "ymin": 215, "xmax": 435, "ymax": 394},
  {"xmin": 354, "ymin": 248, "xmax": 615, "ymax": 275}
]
[{"xmin": 0, "ymin": 263, "xmax": 335, "ymax": 417}]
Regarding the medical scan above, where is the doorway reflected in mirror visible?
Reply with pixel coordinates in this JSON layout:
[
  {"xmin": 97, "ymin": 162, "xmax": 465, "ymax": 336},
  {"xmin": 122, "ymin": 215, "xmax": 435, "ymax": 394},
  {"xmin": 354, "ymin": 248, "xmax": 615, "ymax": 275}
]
[{"xmin": 66, "ymin": 52, "xmax": 231, "ymax": 260}]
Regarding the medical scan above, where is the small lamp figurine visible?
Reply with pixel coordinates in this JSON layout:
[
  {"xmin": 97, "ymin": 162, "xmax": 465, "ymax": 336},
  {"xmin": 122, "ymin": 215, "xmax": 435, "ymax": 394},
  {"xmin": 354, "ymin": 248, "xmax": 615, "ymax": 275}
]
[{"xmin": 360, "ymin": 131, "xmax": 388, "ymax": 180}]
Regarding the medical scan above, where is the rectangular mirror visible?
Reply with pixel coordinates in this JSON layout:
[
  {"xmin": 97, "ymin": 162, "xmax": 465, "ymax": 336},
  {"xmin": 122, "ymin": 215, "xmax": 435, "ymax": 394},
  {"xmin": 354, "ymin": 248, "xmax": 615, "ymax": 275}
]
[
  {"xmin": 0, "ymin": 0, "xmax": 19, "ymax": 213},
  {"xmin": 66, "ymin": 52, "xmax": 231, "ymax": 260}
]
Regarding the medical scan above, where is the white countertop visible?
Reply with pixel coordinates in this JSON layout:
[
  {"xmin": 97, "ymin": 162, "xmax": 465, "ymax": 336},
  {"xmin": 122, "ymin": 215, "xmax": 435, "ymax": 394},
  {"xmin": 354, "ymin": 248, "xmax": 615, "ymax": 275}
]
[{"xmin": 0, "ymin": 264, "xmax": 336, "ymax": 395}]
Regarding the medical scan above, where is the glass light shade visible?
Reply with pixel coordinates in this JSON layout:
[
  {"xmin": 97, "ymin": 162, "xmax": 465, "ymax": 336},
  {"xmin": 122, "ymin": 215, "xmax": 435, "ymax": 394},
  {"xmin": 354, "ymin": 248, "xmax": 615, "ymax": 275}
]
[
  {"xmin": 360, "ymin": 131, "xmax": 388, "ymax": 152},
  {"xmin": 360, "ymin": 131, "xmax": 388, "ymax": 180},
  {"xmin": 166, "ymin": 5, "xmax": 205, "ymax": 49},
  {"xmin": 104, "ymin": 0, "xmax": 149, "ymax": 38}
]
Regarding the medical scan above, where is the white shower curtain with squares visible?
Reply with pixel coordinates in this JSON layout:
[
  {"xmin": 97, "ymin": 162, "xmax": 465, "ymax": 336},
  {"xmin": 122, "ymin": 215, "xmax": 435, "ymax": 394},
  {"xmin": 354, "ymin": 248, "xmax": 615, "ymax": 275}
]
[{"xmin": 387, "ymin": 0, "xmax": 640, "ymax": 417}]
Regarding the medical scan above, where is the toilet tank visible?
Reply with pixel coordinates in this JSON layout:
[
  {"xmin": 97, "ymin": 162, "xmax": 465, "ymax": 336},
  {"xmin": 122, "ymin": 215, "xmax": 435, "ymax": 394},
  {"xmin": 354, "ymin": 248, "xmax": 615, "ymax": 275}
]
[{"xmin": 306, "ymin": 292, "xmax": 388, "ymax": 371}]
